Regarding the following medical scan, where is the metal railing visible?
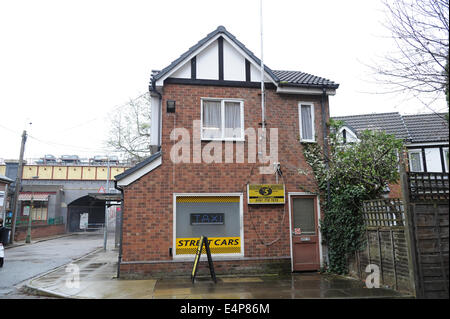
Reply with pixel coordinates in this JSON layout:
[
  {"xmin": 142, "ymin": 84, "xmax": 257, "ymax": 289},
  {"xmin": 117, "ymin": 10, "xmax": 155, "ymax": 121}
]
[{"xmin": 5, "ymin": 215, "xmax": 64, "ymax": 227}]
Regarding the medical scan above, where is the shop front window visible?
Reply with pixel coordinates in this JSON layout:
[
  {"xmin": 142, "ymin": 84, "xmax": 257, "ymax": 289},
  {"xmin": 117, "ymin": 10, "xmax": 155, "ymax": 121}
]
[
  {"xmin": 174, "ymin": 195, "xmax": 243, "ymax": 257},
  {"xmin": 22, "ymin": 201, "xmax": 48, "ymax": 221}
]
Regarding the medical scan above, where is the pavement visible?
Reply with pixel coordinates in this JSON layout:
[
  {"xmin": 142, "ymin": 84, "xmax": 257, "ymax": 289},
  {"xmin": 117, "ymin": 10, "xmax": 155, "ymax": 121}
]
[
  {"xmin": 22, "ymin": 240, "xmax": 412, "ymax": 299},
  {"xmin": 5, "ymin": 233, "xmax": 76, "ymax": 250}
]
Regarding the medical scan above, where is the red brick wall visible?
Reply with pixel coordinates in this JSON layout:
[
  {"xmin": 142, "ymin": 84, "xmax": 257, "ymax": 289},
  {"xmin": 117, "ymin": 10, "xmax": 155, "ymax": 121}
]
[
  {"xmin": 14, "ymin": 224, "xmax": 66, "ymax": 242},
  {"xmin": 120, "ymin": 84, "xmax": 329, "ymax": 276}
]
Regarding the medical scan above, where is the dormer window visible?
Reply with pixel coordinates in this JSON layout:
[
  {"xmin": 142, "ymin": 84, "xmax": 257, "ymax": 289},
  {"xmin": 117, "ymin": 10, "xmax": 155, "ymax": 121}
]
[{"xmin": 201, "ymin": 98, "xmax": 244, "ymax": 141}]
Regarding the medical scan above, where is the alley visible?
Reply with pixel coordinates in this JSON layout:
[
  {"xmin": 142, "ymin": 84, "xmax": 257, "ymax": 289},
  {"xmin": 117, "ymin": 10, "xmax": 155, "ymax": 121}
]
[{"xmin": 0, "ymin": 233, "xmax": 104, "ymax": 298}]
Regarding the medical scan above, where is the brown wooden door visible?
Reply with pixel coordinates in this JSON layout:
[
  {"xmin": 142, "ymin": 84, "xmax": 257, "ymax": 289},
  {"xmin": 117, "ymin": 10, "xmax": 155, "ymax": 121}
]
[{"xmin": 291, "ymin": 196, "xmax": 320, "ymax": 271}]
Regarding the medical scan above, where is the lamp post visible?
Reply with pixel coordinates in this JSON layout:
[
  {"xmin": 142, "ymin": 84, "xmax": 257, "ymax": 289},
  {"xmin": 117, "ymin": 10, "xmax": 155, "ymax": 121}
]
[{"xmin": 25, "ymin": 176, "xmax": 39, "ymax": 244}]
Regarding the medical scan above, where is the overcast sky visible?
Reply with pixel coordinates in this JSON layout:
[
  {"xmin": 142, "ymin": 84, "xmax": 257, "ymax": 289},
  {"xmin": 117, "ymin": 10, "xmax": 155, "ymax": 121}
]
[{"xmin": 0, "ymin": 0, "xmax": 447, "ymax": 161}]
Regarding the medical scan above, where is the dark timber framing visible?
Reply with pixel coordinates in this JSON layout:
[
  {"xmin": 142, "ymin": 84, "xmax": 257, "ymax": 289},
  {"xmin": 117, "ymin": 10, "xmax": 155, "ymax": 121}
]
[
  {"xmin": 406, "ymin": 145, "xmax": 450, "ymax": 173},
  {"xmin": 421, "ymin": 148, "xmax": 428, "ymax": 173},
  {"xmin": 191, "ymin": 56, "xmax": 196, "ymax": 80},
  {"xmin": 164, "ymin": 78, "xmax": 276, "ymax": 89},
  {"xmin": 218, "ymin": 37, "xmax": 224, "ymax": 81},
  {"xmin": 245, "ymin": 59, "xmax": 251, "ymax": 82}
]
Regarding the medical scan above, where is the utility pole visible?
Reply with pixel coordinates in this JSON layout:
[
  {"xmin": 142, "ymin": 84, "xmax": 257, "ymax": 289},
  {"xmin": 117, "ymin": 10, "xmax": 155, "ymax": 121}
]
[{"xmin": 10, "ymin": 130, "xmax": 27, "ymax": 244}]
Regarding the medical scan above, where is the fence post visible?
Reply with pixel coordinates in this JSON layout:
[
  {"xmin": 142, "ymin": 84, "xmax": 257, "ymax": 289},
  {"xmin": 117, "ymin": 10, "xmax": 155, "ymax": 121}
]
[
  {"xmin": 434, "ymin": 203, "xmax": 449, "ymax": 296},
  {"xmin": 399, "ymin": 156, "xmax": 419, "ymax": 297},
  {"xmin": 390, "ymin": 229, "xmax": 398, "ymax": 290},
  {"xmin": 377, "ymin": 228, "xmax": 384, "ymax": 285}
]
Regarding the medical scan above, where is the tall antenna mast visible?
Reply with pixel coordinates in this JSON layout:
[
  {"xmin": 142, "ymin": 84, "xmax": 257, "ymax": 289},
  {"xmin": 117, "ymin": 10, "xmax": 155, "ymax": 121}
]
[{"xmin": 260, "ymin": 0, "xmax": 265, "ymax": 131}]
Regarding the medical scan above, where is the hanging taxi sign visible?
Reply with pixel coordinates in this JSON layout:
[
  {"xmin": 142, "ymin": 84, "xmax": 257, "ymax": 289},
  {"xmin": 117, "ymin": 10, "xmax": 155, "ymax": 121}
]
[{"xmin": 247, "ymin": 184, "xmax": 285, "ymax": 204}]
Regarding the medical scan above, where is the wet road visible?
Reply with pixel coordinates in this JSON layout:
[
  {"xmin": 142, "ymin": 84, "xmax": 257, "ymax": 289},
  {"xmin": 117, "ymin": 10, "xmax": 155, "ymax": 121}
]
[{"xmin": 0, "ymin": 233, "xmax": 104, "ymax": 297}]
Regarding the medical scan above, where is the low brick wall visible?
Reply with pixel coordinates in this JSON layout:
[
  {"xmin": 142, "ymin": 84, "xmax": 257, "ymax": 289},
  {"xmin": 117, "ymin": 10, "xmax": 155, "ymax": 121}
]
[
  {"xmin": 14, "ymin": 224, "xmax": 66, "ymax": 242},
  {"xmin": 119, "ymin": 257, "xmax": 291, "ymax": 279}
]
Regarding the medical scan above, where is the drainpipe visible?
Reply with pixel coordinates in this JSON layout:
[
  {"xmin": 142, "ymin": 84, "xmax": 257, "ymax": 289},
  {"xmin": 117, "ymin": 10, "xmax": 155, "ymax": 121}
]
[
  {"xmin": 114, "ymin": 180, "xmax": 124, "ymax": 279},
  {"xmin": 321, "ymin": 87, "xmax": 330, "ymax": 204},
  {"xmin": 150, "ymin": 76, "xmax": 162, "ymax": 153}
]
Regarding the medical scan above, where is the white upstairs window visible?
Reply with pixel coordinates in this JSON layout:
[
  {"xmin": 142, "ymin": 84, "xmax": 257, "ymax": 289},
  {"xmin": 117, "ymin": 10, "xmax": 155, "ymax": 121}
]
[
  {"xmin": 298, "ymin": 102, "xmax": 315, "ymax": 142},
  {"xmin": 444, "ymin": 148, "xmax": 449, "ymax": 173},
  {"xmin": 201, "ymin": 98, "xmax": 244, "ymax": 141},
  {"xmin": 408, "ymin": 150, "xmax": 424, "ymax": 172}
]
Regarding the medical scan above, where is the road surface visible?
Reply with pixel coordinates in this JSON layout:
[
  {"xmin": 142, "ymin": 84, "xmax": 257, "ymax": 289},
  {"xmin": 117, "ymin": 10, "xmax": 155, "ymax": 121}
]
[{"xmin": 0, "ymin": 233, "xmax": 104, "ymax": 298}]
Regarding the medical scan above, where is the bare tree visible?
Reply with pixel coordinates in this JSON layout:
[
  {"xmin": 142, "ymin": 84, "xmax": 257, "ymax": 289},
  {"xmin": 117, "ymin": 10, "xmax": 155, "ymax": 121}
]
[
  {"xmin": 106, "ymin": 92, "xmax": 151, "ymax": 163},
  {"xmin": 371, "ymin": 0, "xmax": 449, "ymax": 115}
]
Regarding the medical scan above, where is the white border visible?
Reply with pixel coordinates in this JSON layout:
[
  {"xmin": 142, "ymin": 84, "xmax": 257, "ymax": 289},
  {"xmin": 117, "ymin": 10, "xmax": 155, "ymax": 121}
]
[
  {"xmin": 298, "ymin": 102, "xmax": 316, "ymax": 143},
  {"xmin": 277, "ymin": 86, "xmax": 336, "ymax": 96},
  {"xmin": 287, "ymin": 192, "xmax": 323, "ymax": 272},
  {"xmin": 116, "ymin": 156, "xmax": 162, "ymax": 187},
  {"xmin": 172, "ymin": 192, "xmax": 244, "ymax": 261}
]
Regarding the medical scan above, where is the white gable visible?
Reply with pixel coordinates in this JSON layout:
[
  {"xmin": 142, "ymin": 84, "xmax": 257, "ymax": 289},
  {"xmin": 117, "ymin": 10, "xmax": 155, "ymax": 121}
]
[
  {"xmin": 171, "ymin": 60, "xmax": 191, "ymax": 79},
  {"xmin": 250, "ymin": 62, "xmax": 271, "ymax": 82},
  {"xmin": 155, "ymin": 33, "xmax": 277, "ymax": 86},
  {"xmin": 223, "ymin": 39, "xmax": 245, "ymax": 81},
  {"xmin": 196, "ymin": 40, "xmax": 219, "ymax": 80}
]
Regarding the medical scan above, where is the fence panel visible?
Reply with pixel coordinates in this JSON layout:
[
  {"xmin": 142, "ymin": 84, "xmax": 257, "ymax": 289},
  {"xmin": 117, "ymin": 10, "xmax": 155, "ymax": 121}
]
[{"xmin": 350, "ymin": 198, "xmax": 413, "ymax": 293}]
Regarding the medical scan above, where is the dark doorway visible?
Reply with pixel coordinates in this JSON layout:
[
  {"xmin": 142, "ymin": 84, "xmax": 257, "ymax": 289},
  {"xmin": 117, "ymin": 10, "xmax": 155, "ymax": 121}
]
[{"xmin": 67, "ymin": 195, "xmax": 105, "ymax": 232}]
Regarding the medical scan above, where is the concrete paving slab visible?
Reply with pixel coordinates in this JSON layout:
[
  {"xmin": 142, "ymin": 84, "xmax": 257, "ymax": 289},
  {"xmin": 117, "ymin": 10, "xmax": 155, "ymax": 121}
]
[{"xmin": 24, "ymin": 244, "xmax": 412, "ymax": 299}]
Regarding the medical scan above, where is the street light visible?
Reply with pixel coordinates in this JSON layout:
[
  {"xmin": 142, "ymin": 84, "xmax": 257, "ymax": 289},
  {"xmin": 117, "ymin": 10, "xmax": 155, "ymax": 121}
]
[{"xmin": 25, "ymin": 176, "xmax": 39, "ymax": 244}]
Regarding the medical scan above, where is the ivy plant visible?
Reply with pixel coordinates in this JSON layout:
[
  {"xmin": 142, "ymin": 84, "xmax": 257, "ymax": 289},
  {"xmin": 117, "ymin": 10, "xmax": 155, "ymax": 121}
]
[{"xmin": 303, "ymin": 119, "xmax": 404, "ymax": 274}]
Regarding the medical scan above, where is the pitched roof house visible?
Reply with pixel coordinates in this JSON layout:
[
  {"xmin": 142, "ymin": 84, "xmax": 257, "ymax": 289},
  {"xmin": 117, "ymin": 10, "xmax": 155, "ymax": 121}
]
[
  {"xmin": 115, "ymin": 26, "xmax": 339, "ymax": 278},
  {"xmin": 333, "ymin": 112, "xmax": 449, "ymax": 173}
]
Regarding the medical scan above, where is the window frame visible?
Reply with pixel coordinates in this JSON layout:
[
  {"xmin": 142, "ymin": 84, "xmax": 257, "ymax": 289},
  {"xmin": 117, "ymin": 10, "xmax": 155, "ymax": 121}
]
[
  {"xmin": 172, "ymin": 193, "xmax": 244, "ymax": 260},
  {"xmin": 443, "ymin": 147, "xmax": 449, "ymax": 173},
  {"xmin": 408, "ymin": 149, "xmax": 424, "ymax": 172},
  {"xmin": 298, "ymin": 102, "xmax": 316, "ymax": 143},
  {"xmin": 200, "ymin": 98, "xmax": 245, "ymax": 142}
]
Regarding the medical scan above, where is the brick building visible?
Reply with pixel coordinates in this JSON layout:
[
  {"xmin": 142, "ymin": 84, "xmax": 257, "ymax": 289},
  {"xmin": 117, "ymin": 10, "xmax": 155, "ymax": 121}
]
[{"xmin": 115, "ymin": 26, "xmax": 339, "ymax": 278}]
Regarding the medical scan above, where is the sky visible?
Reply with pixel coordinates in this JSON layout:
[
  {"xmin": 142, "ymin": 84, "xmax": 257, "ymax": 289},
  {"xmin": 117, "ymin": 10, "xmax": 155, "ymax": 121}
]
[{"xmin": 0, "ymin": 0, "xmax": 447, "ymax": 161}]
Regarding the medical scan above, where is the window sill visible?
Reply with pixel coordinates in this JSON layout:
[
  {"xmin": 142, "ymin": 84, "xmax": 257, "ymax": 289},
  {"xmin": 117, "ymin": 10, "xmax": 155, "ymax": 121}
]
[
  {"xmin": 300, "ymin": 140, "xmax": 316, "ymax": 144},
  {"xmin": 201, "ymin": 138, "xmax": 245, "ymax": 142}
]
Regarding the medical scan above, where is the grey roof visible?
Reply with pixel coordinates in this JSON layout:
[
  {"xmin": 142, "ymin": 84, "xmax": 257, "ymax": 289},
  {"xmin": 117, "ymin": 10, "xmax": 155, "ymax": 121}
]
[
  {"xmin": 273, "ymin": 70, "xmax": 339, "ymax": 89},
  {"xmin": 332, "ymin": 112, "xmax": 449, "ymax": 143},
  {"xmin": 151, "ymin": 26, "xmax": 338, "ymax": 89},
  {"xmin": 114, "ymin": 152, "xmax": 162, "ymax": 182},
  {"xmin": 402, "ymin": 113, "xmax": 449, "ymax": 143},
  {"xmin": 332, "ymin": 112, "xmax": 411, "ymax": 141}
]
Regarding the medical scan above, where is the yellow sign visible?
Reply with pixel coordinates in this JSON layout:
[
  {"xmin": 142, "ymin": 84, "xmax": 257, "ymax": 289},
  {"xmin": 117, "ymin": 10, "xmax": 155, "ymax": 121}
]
[
  {"xmin": 248, "ymin": 184, "xmax": 285, "ymax": 204},
  {"xmin": 176, "ymin": 237, "xmax": 241, "ymax": 255}
]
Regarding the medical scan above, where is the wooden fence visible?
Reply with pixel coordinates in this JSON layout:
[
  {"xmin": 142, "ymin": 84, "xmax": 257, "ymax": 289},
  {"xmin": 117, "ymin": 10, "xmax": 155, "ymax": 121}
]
[
  {"xmin": 405, "ymin": 172, "xmax": 449, "ymax": 298},
  {"xmin": 349, "ymin": 171, "xmax": 449, "ymax": 298},
  {"xmin": 349, "ymin": 198, "xmax": 413, "ymax": 292}
]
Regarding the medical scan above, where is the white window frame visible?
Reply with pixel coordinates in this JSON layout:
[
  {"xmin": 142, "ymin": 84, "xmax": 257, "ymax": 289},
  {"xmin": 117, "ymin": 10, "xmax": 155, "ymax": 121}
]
[
  {"xmin": 443, "ymin": 147, "xmax": 449, "ymax": 173},
  {"xmin": 201, "ymin": 98, "xmax": 245, "ymax": 141},
  {"xmin": 298, "ymin": 102, "xmax": 315, "ymax": 143},
  {"xmin": 172, "ymin": 193, "xmax": 244, "ymax": 261},
  {"xmin": 408, "ymin": 150, "xmax": 424, "ymax": 172}
]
